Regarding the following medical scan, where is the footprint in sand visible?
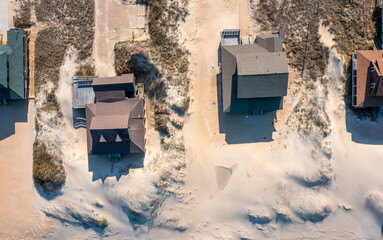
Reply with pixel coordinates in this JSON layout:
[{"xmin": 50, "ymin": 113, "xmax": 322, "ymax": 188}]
[{"xmin": 215, "ymin": 163, "xmax": 238, "ymax": 190}]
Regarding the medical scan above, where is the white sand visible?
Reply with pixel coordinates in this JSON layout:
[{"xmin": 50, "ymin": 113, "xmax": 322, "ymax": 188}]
[
  {"xmin": 179, "ymin": 0, "xmax": 383, "ymax": 238},
  {"xmin": 4, "ymin": 0, "xmax": 383, "ymax": 238}
]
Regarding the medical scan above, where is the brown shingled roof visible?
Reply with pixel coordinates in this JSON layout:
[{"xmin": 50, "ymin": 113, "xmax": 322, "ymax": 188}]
[
  {"xmin": 356, "ymin": 50, "xmax": 383, "ymax": 107},
  {"xmin": 85, "ymin": 98, "xmax": 145, "ymax": 155}
]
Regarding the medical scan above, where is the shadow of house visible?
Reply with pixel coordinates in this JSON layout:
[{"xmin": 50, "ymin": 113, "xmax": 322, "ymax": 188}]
[
  {"xmin": 0, "ymin": 99, "xmax": 28, "ymax": 140},
  {"xmin": 88, "ymin": 153, "xmax": 144, "ymax": 182},
  {"xmin": 372, "ymin": 4, "xmax": 382, "ymax": 49},
  {"xmin": 216, "ymin": 74, "xmax": 276, "ymax": 144},
  {"xmin": 346, "ymin": 108, "xmax": 383, "ymax": 144}
]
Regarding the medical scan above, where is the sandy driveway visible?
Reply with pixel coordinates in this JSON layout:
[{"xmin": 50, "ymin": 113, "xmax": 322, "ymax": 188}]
[
  {"xmin": 0, "ymin": 101, "xmax": 52, "ymax": 239},
  {"xmin": 94, "ymin": 0, "xmax": 147, "ymax": 77}
]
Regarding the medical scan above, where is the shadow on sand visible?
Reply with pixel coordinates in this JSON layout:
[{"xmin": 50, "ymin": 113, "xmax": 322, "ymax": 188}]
[
  {"xmin": 0, "ymin": 100, "xmax": 29, "ymax": 140},
  {"xmin": 216, "ymin": 74, "xmax": 276, "ymax": 144},
  {"xmin": 345, "ymin": 108, "xmax": 383, "ymax": 144},
  {"xmin": 34, "ymin": 181, "xmax": 64, "ymax": 200},
  {"xmin": 88, "ymin": 154, "xmax": 144, "ymax": 182}
]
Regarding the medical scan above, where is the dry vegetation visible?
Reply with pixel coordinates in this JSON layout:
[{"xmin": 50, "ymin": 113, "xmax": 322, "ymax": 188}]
[
  {"xmin": 114, "ymin": 0, "xmax": 190, "ymax": 229},
  {"xmin": 252, "ymin": 0, "xmax": 378, "ymax": 192},
  {"xmin": 33, "ymin": 0, "xmax": 95, "ymax": 193},
  {"xmin": 253, "ymin": 0, "xmax": 333, "ymax": 168},
  {"xmin": 13, "ymin": 0, "xmax": 32, "ymax": 28},
  {"xmin": 33, "ymin": 141, "xmax": 65, "ymax": 192},
  {"xmin": 254, "ymin": 0, "xmax": 378, "ymax": 135},
  {"xmin": 75, "ymin": 63, "xmax": 96, "ymax": 76},
  {"xmin": 254, "ymin": 0, "xmax": 379, "ymax": 119},
  {"xmin": 96, "ymin": 216, "xmax": 108, "ymax": 228},
  {"xmin": 115, "ymin": 0, "xmax": 190, "ymax": 137}
]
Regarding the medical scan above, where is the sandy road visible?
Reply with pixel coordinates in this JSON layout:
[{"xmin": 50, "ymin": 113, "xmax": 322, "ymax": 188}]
[{"xmin": 0, "ymin": 101, "xmax": 53, "ymax": 239}]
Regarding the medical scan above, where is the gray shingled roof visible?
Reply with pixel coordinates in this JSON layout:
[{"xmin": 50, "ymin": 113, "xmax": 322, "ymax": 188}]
[
  {"xmin": 256, "ymin": 34, "xmax": 283, "ymax": 52},
  {"xmin": 237, "ymin": 52, "xmax": 288, "ymax": 76},
  {"xmin": 221, "ymin": 36, "xmax": 288, "ymax": 113},
  {"xmin": 237, "ymin": 73, "xmax": 288, "ymax": 99}
]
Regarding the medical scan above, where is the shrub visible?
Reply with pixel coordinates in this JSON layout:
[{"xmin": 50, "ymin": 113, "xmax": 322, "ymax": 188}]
[
  {"xmin": 96, "ymin": 216, "xmax": 108, "ymax": 228},
  {"xmin": 33, "ymin": 141, "xmax": 66, "ymax": 193},
  {"xmin": 13, "ymin": 0, "xmax": 32, "ymax": 28},
  {"xmin": 154, "ymin": 114, "xmax": 170, "ymax": 135},
  {"xmin": 75, "ymin": 63, "xmax": 96, "ymax": 76}
]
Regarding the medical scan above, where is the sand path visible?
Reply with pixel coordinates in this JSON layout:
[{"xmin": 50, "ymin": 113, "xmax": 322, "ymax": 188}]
[
  {"xmin": 181, "ymin": 0, "xmax": 280, "ymax": 234},
  {"xmin": 0, "ymin": 101, "xmax": 53, "ymax": 239}
]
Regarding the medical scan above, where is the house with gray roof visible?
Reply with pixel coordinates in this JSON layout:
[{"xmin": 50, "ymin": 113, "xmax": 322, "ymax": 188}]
[
  {"xmin": 220, "ymin": 30, "xmax": 288, "ymax": 114},
  {"xmin": 0, "ymin": 29, "xmax": 28, "ymax": 100}
]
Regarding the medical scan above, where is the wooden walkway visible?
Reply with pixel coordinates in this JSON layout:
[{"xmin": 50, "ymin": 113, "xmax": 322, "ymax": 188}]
[{"xmin": 27, "ymin": 5, "xmax": 36, "ymax": 99}]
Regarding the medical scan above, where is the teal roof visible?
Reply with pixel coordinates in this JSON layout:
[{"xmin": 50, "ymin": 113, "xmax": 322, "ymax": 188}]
[
  {"xmin": 0, "ymin": 52, "xmax": 8, "ymax": 89},
  {"xmin": 7, "ymin": 29, "xmax": 25, "ymax": 99},
  {"xmin": 0, "ymin": 44, "xmax": 13, "ymax": 55},
  {"xmin": 0, "ymin": 29, "xmax": 25, "ymax": 100}
]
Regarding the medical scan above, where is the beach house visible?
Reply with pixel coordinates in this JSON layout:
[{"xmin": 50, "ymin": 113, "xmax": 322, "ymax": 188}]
[{"xmin": 220, "ymin": 29, "xmax": 288, "ymax": 114}]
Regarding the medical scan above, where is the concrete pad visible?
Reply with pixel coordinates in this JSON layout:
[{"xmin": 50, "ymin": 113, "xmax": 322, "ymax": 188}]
[
  {"xmin": 94, "ymin": 0, "xmax": 149, "ymax": 77},
  {"xmin": 137, "ymin": 16, "xmax": 146, "ymax": 29}
]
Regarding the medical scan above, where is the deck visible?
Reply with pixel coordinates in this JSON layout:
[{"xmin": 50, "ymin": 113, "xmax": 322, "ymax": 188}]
[
  {"xmin": 72, "ymin": 76, "xmax": 96, "ymax": 109},
  {"xmin": 221, "ymin": 29, "xmax": 240, "ymax": 46}
]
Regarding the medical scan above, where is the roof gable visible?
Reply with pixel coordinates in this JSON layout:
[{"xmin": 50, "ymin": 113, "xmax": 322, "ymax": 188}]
[{"xmin": 237, "ymin": 52, "xmax": 288, "ymax": 76}]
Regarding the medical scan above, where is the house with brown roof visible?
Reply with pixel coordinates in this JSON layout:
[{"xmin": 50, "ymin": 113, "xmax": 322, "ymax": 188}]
[
  {"xmin": 352, "ymin": 50, "xmax": 383, "ymax": 108},
  {"xmin": 220, "ymin": 30, "xmax": 288, "ymax": 114},
  {"xmin": 72, "ymin": 73, "xmax": 145, "ymax": 160},
  {"xmin": 85, "ymin": 98, "xmax": 145, "ymax": 156}
]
